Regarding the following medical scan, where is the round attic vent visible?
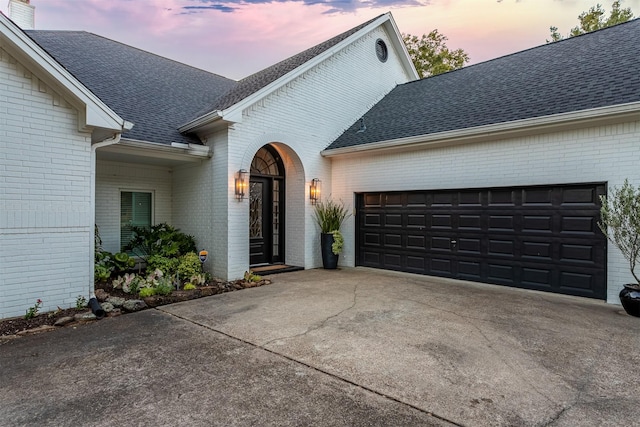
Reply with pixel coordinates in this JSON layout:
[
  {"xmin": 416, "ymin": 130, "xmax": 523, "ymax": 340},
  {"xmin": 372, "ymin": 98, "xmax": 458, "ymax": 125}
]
[{"xmin": 375, "ymin": 39, "xmax": 388, "ymax": 62}]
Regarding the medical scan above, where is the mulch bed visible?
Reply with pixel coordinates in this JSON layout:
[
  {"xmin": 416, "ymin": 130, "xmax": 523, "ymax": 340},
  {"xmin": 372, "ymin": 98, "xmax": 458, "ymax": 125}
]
[{"xmin": 0, "ymin": 277, "xmax": 271, "ymax": 338}]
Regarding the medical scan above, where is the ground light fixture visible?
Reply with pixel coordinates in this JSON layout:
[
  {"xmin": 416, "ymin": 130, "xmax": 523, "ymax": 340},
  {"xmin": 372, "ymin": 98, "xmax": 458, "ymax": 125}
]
[
  {"xmin": 310, "ymin": 178, "xmax": 321, "ymax": 204},
  {"xmin": 235, "ymin": 169, "xmax": 248, "ymax": 201}
]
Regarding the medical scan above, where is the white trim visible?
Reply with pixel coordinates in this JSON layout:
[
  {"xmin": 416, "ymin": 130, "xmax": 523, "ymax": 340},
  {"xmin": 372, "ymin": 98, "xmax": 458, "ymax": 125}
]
[
  {"xmin": 180, "ymin": 13, "xmax": 418, "ymax": 133},
  {"xmin": 322, "ymin": 101, "xmax": 640, "ymax": 157},
  {"xmin": 118, "ymin": 138, "xmax": 212, "ymax": 158},
  {"xmin": 0, "ymin": 13, "xmax": 127, "ymax": 132}
]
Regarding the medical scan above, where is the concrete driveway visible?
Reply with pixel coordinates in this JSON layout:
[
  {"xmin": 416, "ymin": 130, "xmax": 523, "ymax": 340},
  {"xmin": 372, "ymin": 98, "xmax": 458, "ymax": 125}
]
[{"xmin": 1, "ymin": 268, "xmax": 639, "ymax": 426}]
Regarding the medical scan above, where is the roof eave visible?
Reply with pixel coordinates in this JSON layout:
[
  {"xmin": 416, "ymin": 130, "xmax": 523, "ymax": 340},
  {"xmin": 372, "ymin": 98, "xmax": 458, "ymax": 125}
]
[
  {"xmin": 322, "ymin": 101, "xmax": 640, "ymax": 158},
  {"xmin": 180, "ymin": 13, "xmax": 416, "ymax": 134},
  {"xmin": 0, "ymin": 13, "xmax": 128, "ymax": 134}
]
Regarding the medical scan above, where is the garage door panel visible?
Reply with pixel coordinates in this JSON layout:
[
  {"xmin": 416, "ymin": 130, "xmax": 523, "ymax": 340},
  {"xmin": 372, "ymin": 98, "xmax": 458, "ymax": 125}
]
[
  {"xmin": 431, "ymin": 214, "xmax": 452, "ymax": 228},
  {"xmin": 363, "ymin": 194, "xmax": 382, "ymax": 207},
  {"xmin": 522, "ymin": 215, "xmax": 553, "ymax": 232},
  {"xmin": 561, "ymin": 216, "xmax": 596, "ymax": 234},
  {"xmin": 459, "ymin": 191, "xmax": 482, "ymax": 206},
  {"xmin": 522, "ymin": 241, "xmax": 553, "ymax": 260},
  {"xmin": 364, "ymin": 214, "xmax": 381, "ymax": 226},
  {"xmin": 364, "ymin": 233, "xmax": 381, "ymax": 246},
  {"xmin": 357, "ymin": 183, "xmax": 606, "ymax": 299},
  {"xmin": 384, "ymin": 214, "xmax": 403, "ymax": 227},
  {"xmin": 488, "ymin": 189, "xmax": 517, "ymax": 205},
  {"xmin": 522, "ymin": 267, "xmax": 552, "ymax": 287},
  {"xmin": 431, "ymin": 258, "xmax": 453, "ymax": 275},
  {"xmin": 407, "ymin": 235, "xmax": 426, "ymax": 249},
  {"xmin": 458, "ymin": 238, "xmax": 481, "ymax": 254},
  {"xmin": 522, "ymin": 188, "xmax": 554, "ymax": 205},
  {"xmin": 561, "ymin": 187, "xmax": 598, "ymax": 205},
  {"xmin": 384, "ymin": 233, "xmax": 402, "ymax": 247},
  {"xmin": 407, "ymin": 214, "xmax": 426, "ymax": 227},
  {"xmin": 489, "ymin": 215, "xmax": 515, "ymax": 231},
  {"xmin": 459, "ymin": 215, "xmax": 482, "ymax": 230}
]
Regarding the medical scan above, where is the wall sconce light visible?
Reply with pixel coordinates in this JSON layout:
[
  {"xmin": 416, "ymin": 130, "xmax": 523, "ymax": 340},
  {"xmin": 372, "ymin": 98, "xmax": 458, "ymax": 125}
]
[
  {"xmin": 235, "ymin": 169, "xmax": 248, "ymax": 201},
  {"xmin": 310, "ymin": 178, "xmax": 321, "ymax": 204}
]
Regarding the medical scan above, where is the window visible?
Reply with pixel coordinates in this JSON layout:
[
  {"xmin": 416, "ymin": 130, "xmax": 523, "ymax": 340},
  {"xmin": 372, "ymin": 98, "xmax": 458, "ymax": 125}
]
[
  {"xmin": 375, "ymin": 39, "xmax": 388, "ymax": 62},
  {"xmin": 120, "ymin": 191, "xmax": 152, "ymax": 251}
]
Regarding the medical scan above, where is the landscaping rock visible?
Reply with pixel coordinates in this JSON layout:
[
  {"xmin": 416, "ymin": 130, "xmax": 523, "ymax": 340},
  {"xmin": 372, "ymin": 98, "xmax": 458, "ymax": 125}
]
[
  {"xmin": 109, "ymin": 308, "xmax": 122, "ymax": 317},
  {"xmin": 17, "ymin": 325, "xmax": 55, "ymax": 335},
  {"xmin": 54, "ymin": 316, "xmax": 75, "ymax": 327},
  {"xmin": 74, "ymin": 312, "xmax": 97, "ymax": 321},
  {"xmin": 122, "ymin": 300, "xmax": 147, "ymax": 312},
  {"xmin": 95, "ymin": 289, "xmax": 109, "ymax": 302},
  {"xmin": 101, "ymin": 302, "xmax": 115, "ymax": 313},
  {"xmin": 107, "ymin": 297, "xmax": 126, "ymax": 308}
]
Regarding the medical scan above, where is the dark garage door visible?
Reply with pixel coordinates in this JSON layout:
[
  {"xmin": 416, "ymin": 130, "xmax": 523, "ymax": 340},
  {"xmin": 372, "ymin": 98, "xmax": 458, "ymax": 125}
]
[{"xmin": 356, "ymin": 183, "xmax": 607, "ymax": 299}]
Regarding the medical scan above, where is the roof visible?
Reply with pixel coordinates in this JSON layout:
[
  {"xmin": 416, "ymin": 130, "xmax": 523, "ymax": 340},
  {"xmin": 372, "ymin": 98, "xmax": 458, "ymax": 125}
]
[
  {"xmin": 205, "ymin": 14, "xmax": 384, "ymax": 114},
  {"xmin": 0, "ymin": 13, "xmax": 125, "ymax": 135},
  {"xmin": 25, "ymin": 30, "xmax": 237, "ymax": 145},
  {"xmin": 327, "ymin": 18, "xmax": 640, "ymax": 151}
]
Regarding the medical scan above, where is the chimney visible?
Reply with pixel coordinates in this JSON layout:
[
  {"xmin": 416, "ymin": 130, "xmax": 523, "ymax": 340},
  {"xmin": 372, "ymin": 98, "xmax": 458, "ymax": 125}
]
[{"xmin": 8, "ymin": 0, "xmax": 35, "ymax": 30}]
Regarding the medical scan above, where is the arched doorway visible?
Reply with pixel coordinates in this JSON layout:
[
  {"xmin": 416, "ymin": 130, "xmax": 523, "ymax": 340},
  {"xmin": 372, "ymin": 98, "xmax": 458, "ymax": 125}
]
[{"xmin": 249, "ymin": 145, "xmax": 285, "ymax": 266}]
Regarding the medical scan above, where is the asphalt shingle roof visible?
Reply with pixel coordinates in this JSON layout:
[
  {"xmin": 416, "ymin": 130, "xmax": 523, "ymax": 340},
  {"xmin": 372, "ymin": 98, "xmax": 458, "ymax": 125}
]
[
  {"xmin": 25, "ymin": 30, "xmax": 237, "ymax": 145},
  {"xmin": 327, "ymin": 18, "xmax": 640, "ymax": 151},
  {"xmin": 205, "ymin": 14, "xmax": 383, "ymax": 114}
]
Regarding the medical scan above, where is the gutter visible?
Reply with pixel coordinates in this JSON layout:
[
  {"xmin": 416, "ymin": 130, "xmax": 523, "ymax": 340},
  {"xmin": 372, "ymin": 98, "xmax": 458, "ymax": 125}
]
[
  {"xmin": 90, "ymin": 132, "xmax": 121, "ymax": 296},
  {"xmin": 322, "ymin": 101, "xmax": 640, "ymax": 158}
]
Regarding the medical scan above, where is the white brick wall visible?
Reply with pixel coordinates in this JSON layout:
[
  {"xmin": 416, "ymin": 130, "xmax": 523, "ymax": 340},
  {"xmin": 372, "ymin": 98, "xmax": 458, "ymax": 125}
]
[
  {"xmin": 0, "ymin": 47, "xmax": 93, "ymax": 318},
  {"xmin": 330, "ymin": 120, "xmax": 640, "ymax": 304},
  {"xmin": 95, "ymin": 159, "xmax": 173, "ymax": 253},
  {"xmin": 172, "ymin": 129, "xmax": 227, "ymax": 277},
  {"xmin": 211, "ymin": 25, "xmax": 412, "ymax": 279}
]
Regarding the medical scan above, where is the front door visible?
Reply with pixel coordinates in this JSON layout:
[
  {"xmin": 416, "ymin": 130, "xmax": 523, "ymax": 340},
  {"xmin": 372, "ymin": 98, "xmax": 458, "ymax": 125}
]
[
  {"xmin": 249, "ymin": 145, "xmax": 285, "ymax": 266},
  {"xmin": 249, "ymin": 176, "xmax": 271, "ymax": 265}
]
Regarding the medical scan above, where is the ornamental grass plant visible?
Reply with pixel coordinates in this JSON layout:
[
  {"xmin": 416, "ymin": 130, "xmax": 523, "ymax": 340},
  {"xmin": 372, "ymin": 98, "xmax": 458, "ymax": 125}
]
[{"xmin": 313, "ymin": 198, "xmax": 350, "ymax": 233}]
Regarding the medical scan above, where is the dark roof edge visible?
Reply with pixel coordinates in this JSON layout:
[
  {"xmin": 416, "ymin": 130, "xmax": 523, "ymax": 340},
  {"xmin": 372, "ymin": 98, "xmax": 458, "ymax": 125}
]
[{"xmin": 322, "ymin": 101, "xmax": 640, "ymax": 157}]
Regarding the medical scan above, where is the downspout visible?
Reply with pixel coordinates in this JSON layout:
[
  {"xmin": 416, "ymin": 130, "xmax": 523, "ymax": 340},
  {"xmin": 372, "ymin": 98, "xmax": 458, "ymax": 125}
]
[{"xmin": 89, "ymin": 133, "xmax": 122, "ymax": 305}]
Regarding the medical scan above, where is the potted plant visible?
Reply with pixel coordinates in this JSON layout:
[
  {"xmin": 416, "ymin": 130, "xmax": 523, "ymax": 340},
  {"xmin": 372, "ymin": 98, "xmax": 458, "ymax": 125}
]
[
  {"xmin": 598, "ymin": 179, "xmax": 640, "ymax": 317},
  {"xmin": 313, "ymin": 198, "xmax": 351, "ymax": 269}
]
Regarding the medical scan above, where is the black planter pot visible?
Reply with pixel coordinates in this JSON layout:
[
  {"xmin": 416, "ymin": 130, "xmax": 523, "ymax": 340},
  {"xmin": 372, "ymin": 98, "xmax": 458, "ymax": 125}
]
[
  {"xmin": 620, "ymin": 284, "xmax": 640, "ymax": 317},
  {"xmin": 321, "ymin": 233, "xmax": 339, "ymax": 269}
]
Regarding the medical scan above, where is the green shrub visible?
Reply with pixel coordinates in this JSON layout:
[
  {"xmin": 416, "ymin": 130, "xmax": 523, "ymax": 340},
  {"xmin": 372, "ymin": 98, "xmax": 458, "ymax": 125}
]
[
  {"xmin": 177, "ymin": 252, "xmax": 201, "ymax": 281},
  {"xmin": 138, "ymin": 287, "xmax": 157, "ymax": 297},
  {"xmin": 146, "ymin": 255, "xmax": 180, "ymax": 276},
  {"xmin": 183, "ymin": 283, "xmax": 197, "ymax": 290},
  {"xmin": 155, "ymin": 277, "xmax": 174, "ymax": 296},
  {"xmin": 123, "ymin": 223, "xmax": 196, "ymax": 260}
]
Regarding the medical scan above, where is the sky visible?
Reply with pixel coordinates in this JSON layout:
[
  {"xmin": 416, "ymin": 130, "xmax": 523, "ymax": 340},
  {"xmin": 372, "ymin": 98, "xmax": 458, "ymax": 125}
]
[{"xmin": 2, "ymin": 0, "xmax": 639, "ymax": 80}]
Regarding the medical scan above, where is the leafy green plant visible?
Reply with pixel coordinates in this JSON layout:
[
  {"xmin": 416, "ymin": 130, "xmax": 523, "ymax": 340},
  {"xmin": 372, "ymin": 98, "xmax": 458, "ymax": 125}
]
[
  {"xmin": 25, "ymin": 299, "xmax": 42, "ymax": 320},
  {"xmin": 313, "ymin": 198, "xmax": 351, "ymax": 234},
  {"xmin": 599, "ymin": 179, "xmax": 640, "ymax": 283},
  {"xmin": 188, "ymin": 273, "xmax": 207, "ymax": 286},
  {"xmin": 95, "ymin": 264, "xmax": 112, "ymax": 282},
  {"xmin": 183, "ymin": 283, "xmax": 197, "ymax": 291},
  {"xmin": 113, "ymin": 252, "xmax": 135, "ymax": 271},
  {"xmin": 112, "ymin": 273, "xmax": 142, "ymax": 294},
  {"xmin": 138, "ymin": 287, "xmax": 157, "ymax": 298},
  {"xmin": 244, "ymin": 270, "xmax": 262, "ymax": 282},
  {"xmin": 331, "ymin": 230, "xmax": 345, "ymax": 255},
  {"xmin": 154, "ymin": 277, "xmax": 174, "ymax": 296},
  {"xmin": 177, "ymin": 252, "xmax": 201, "ymax": 280},
  {"xmin": 76, "ymin": 295, "xmax": 87, "ymax": 309},
  {"xmin": 123, "ymin": 223, "xmax": 196, "ymax": 261},
  {"xmin": 146, "ymin": 255, "xmax": 180, "ymax": 276}
]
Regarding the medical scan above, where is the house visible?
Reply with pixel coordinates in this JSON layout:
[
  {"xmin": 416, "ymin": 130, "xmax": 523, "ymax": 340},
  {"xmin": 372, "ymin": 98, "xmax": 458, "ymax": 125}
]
[
  {"xmin": 1, "ymin": 1, "xmax": 638, "ymax": 319},
  {"xmin": 0, "ymin": 8, "xmax": 415, "ymax": 318}
]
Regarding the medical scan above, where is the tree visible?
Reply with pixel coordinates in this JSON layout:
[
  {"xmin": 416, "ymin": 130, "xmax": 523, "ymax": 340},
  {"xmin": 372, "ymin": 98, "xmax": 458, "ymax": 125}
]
[
  {"xmin": 548, "ymin": 0, "xmax": 634, "ymax": 42},
  {"xmin": 402, "ymin": 30, "xmax": 469, "ymax": 78}
]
